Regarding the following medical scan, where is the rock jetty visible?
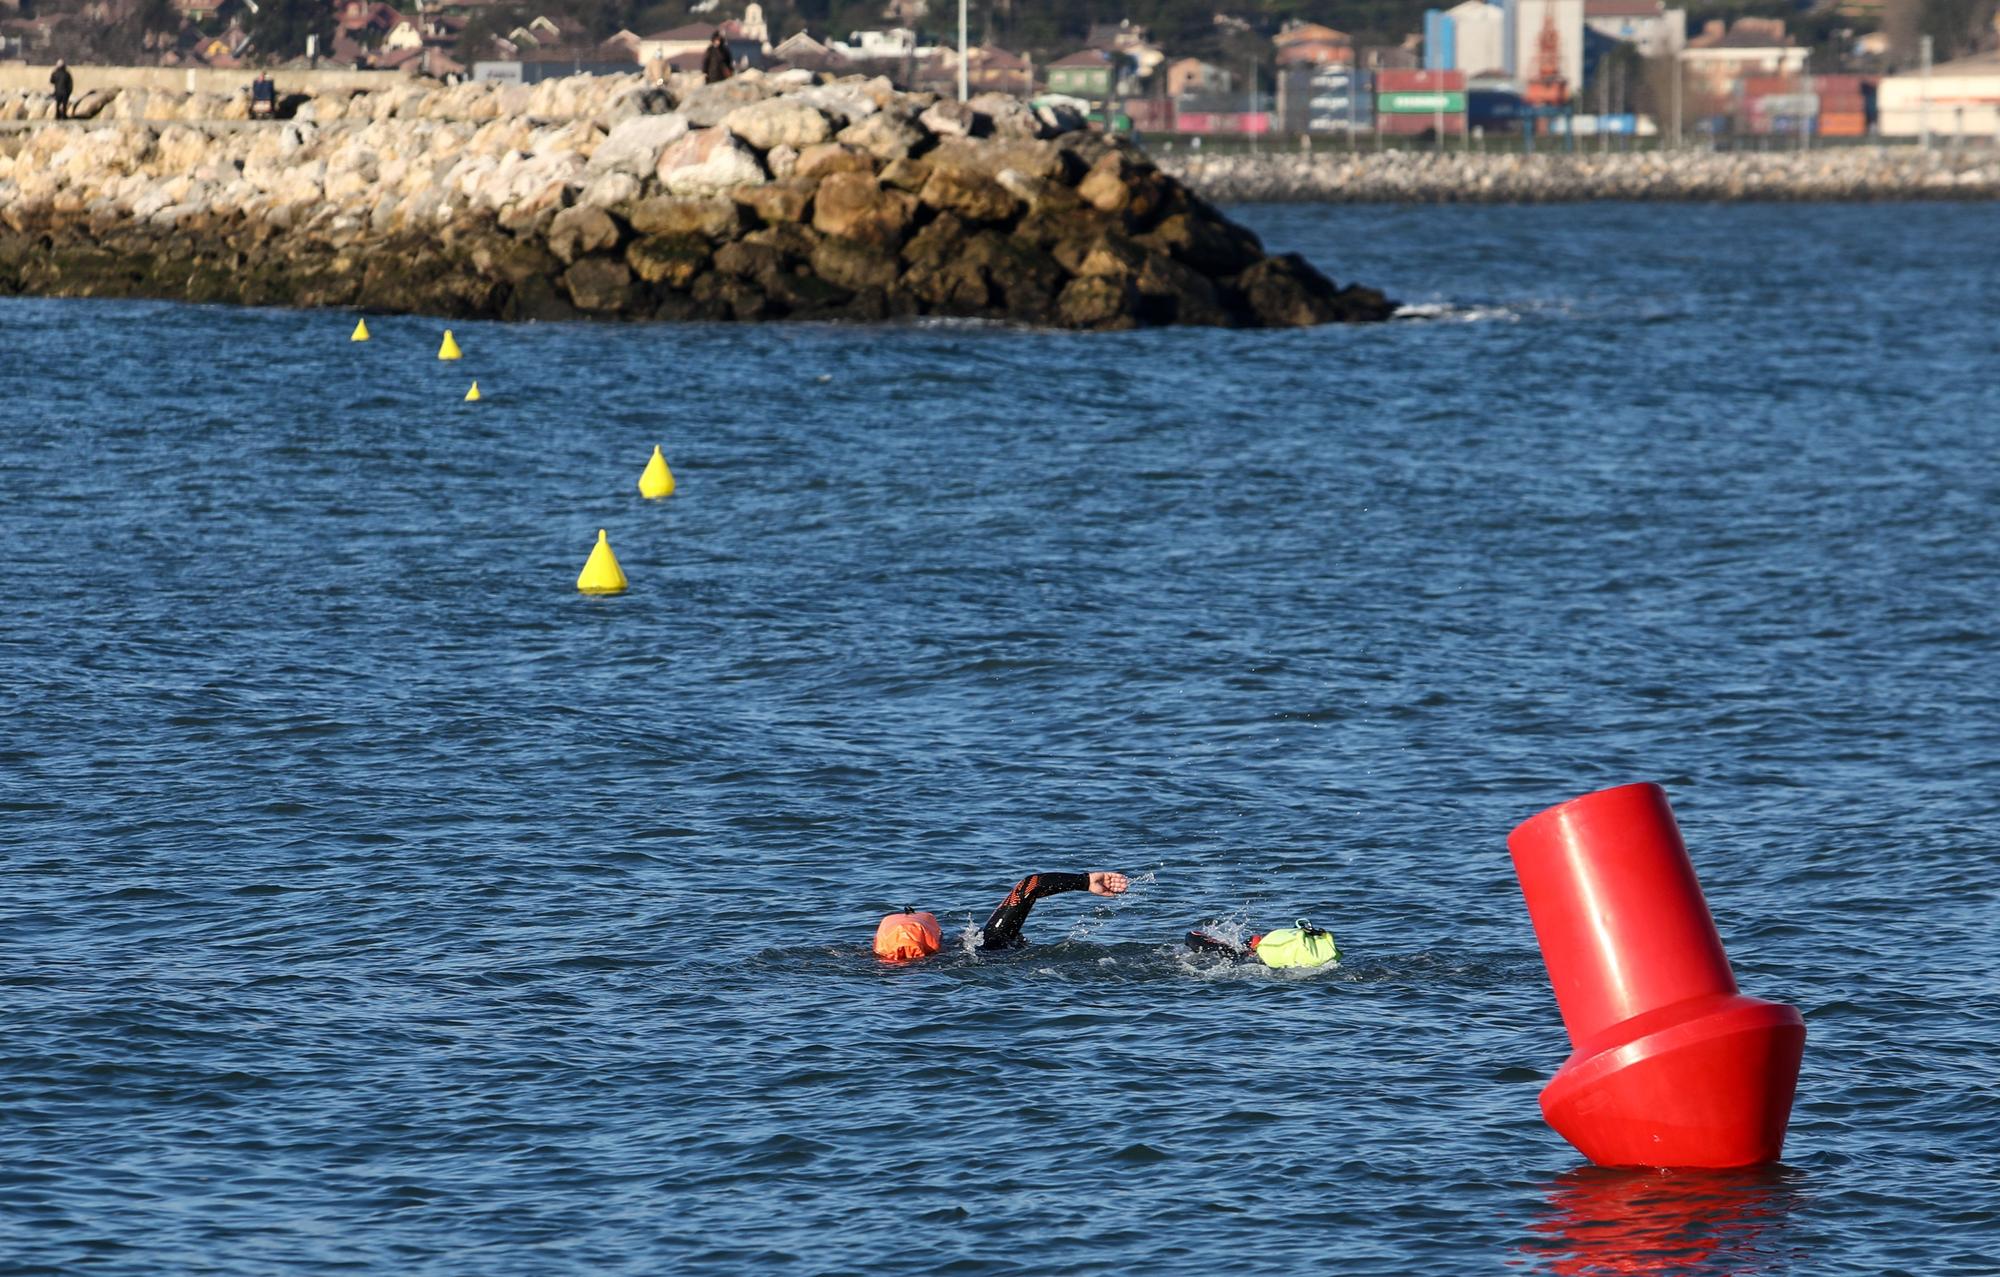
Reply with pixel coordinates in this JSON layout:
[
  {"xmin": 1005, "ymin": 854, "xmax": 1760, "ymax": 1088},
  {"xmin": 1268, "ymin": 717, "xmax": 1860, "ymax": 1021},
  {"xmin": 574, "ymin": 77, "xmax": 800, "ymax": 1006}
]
[
  {"xmin": 1159, "ymin": 147, "xmax": 2000, "ymax": 204},
  {"xmin": 0, "ymin": 73, "xmax": 1393, "ymax": 328}
]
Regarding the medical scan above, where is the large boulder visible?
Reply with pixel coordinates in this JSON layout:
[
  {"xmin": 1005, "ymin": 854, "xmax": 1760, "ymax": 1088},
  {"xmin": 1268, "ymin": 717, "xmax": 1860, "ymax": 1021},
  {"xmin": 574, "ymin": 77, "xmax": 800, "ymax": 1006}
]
[
  {"xmin": 1076, "ymin": 151, "xmax": 1173, "ymax": 224},
  {"xmin": 1138, "ymin": 210, "xmax": 1263, "ymax": 277},
  {"xmin": 600, "ymin": 84, "xmax": 674, "ymax": 126},
  {"xmin": 811, "ymin": 172, "xmax": 917, "ymax": 249},
  {"xmin": 918, "ymin": 100, "xmax": 986, "ymax": 139},
  {"xmin": 722, "ymin": 98, "xmax": 832, "ymax": 151},
  {"xmin": 657, "ymin": 128, "xmax": 767, "ymax": 197},
  {"xmin": 1232, "ymin": 254, "xmax": 1346, "ymax": 327},
  {"xmin": 625, "ymin": 195, "xmax": 743, "ymax": 240},
  {"xmin": 712, "ymin": 239, "xmax": 794, "ymax": 292},
  {"xmin": 795, "ymin": 143, "xmax": 875, "ymax": 181},
  {"xmin": 547, "ymin": 205, "xmax": 620, "ymax": 265},
  {"xmin": 924, "ymin": 137, "xmax": 1067, "ymax": 183},
  {"xmin": 811, "ymin": 235, "xmax": 900, "ymax": 292},
  {"xmin": 1056, "ymin": 275, "xmax": 1140, "ymax": 329},
  {"xmin": 742, "ymin": 222, "xmax": 820, "ymax": 261},
  {"xmin": 879, "ymin": 157, "xmax": 932, "ymax": 193},
  {"xmin": 792, "ymin": 85, "xmax": 879, "ymax": 128},
  {"xmin": 735, "ymin": 177, "xmax": 816, "ymax": 225},
  {"xmin": 589, "ymin": 114, "xmax": 690, "ymax": 178},
  {"xmin": 678, "ymin": 78, "xmax": 774, "ymax": 127},
  {"xmin": 563, "ymin": 256, "xmax": 637, "ymax": 312},
  {"xmin": 579, "ymin": 171, "xmax": 642, "ymax": 210},
  {"xmin": 1135, "ymin": 252, "xmax": 1231, "ymax": 327},
  {"xmin": 918, "ymin": 166, "xmax": 1019, "ymax": 224},
  {"xmin": 971, "ymin": 93, "xmax": 1042, "ymax": 139},
  {"xmin": 837, "ymin": 111, "xmax": 927, "ymax": 163},
  {"xmin": 626, "ymin": 233, "xmax": 711, "ymax": 288}
]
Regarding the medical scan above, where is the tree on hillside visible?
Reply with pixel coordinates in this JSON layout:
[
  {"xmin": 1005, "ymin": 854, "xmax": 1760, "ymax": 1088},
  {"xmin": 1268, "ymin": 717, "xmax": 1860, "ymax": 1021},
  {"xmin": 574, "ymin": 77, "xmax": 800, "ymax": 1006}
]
[
  {"xmin": 136, "ymin": 0, "xmax": 180, "ymax": 37},
  {"xmin": 1920, "ymin": 0, "xmax": 1999, "ymax": 59},
  {"xmin": 250, "ymin": 0, "xmax": 335, "ymax": 62}
]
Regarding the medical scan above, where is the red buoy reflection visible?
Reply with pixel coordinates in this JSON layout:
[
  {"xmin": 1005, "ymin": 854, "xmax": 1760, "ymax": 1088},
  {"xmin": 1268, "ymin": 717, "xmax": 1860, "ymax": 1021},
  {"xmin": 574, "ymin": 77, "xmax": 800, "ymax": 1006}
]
[{"xmin": 1521, "ymin": 1165, "xmax": 1804, "ymax": 1275}]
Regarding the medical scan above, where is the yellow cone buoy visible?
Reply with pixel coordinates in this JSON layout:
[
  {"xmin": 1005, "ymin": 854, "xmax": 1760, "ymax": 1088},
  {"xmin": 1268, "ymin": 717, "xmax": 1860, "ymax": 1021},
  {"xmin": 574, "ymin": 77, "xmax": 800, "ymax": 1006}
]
[
  {"xmin": 351, "ymin": 317, "xmax": 370, "ymax": 342},
  {"xmin": 465, "ymin": 381, "xmax": 481, "ymax": 402},
  {"xmin": 638, "ymin": 445, "xmax": 675, "ymax": 499},
  {"xmin": 438, "ymin": 329, "xmax": 462, "ymax": 360},
  {"xmin": 577, "ymin": 529, "xmax": 628, "ymax": 595}
]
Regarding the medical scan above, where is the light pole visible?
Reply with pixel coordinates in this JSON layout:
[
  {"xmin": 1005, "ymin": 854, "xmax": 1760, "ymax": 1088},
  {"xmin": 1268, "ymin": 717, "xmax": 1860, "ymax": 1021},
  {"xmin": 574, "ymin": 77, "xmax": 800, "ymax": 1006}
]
[
  {"xmin": 1920, "ymin": 34, "xmax": 1932, "ymax": 151},
  {"xmin": 1671, "ymin": 53, "xmax": 1681, "ymax": 149},
  {"xmin": 958, "ymin": 0, "xmax": 968, "ymax": 102}
]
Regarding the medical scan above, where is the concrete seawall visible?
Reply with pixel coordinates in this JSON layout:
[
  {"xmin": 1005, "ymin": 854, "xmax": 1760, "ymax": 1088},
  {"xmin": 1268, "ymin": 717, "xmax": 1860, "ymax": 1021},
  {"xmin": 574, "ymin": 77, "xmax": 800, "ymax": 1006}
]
[
  {"xmin": 1, "ymin": 63, "xmax": 402, "ymax": 96},
  {"xmin": 1156, "ymin": 147, "xmax": 2000, "ymax": 203}
]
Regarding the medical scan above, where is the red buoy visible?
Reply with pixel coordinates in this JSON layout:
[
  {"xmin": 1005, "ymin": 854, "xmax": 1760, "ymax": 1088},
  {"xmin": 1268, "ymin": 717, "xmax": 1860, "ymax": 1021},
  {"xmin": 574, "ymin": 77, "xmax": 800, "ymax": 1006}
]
[{"xmin": 1508, "ymin": 783, "xmax": 1805, "ymax": 1168}]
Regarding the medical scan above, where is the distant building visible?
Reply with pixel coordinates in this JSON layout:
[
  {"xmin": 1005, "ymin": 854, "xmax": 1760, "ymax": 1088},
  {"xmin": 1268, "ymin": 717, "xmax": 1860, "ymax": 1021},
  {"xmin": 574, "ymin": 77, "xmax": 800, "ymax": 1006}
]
[
  {"xmin": 770, "ymin": 31, "xmax": 853, "ymax": 74},
  {"xmin": 1878, "ymin": 50, "xmax": 2000, "ymax": 137},
  {"xmin": 1085, "ymin": 19, "xmax": 1164, "ymax": 80},
  {"xmin": 1360, "ymin": 45, "xmax": 1421, "ymax": 72},
  {"xmin": 1680, "ymin": 17, "xmax": 1806, "ymax": 119},
  {"xmin": 1583, "ymin": 0, "xmax": 1685, "ymax": 59},
  {"xmin": 829, "ymin": 27, "xmax": 936, "ymax": 61},
  {"xmin": 1273, "ymin": 21, "xmax": 1355, "ymax": 67},
  {"xmin": 599, "ymin": 29, "xmax": 643, "ymax": 61},
  {"xmin": 961, "ymin": 45, "xmax": 1033, "ymax": 96},
  {"xmin": 1167, "ymin": 57, "xmax": 1235, "ymax": 98},
  {"xmin": 637, "ymin": 24, "xmax": 715, "ymax": 64},
  {"xmin": 1425, "ymin": 1, "xmax": 1506, "ymax": 75},
  {"xmin": 1046, "ymin": 48, "xmax": 1115, "ymax": 99}
]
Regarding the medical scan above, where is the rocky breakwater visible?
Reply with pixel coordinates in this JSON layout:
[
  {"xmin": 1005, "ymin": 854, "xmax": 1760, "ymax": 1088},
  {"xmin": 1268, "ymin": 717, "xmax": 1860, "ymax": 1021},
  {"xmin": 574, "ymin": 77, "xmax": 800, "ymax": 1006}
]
[
  {"xmin": 0, "ymin": 73, "xmax": 1392, "ymax": 328},
  {"xmin": 1159, "ymin": 146, "xmax": 2000, "ymax": 204}
]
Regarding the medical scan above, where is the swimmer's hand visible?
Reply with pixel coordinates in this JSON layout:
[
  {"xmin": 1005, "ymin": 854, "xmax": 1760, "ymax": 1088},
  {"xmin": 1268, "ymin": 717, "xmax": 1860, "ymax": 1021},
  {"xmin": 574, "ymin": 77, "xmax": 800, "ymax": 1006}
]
[{"xmin": 1088, "ymin": 872, "xmax": 1130, "ymax": 896}]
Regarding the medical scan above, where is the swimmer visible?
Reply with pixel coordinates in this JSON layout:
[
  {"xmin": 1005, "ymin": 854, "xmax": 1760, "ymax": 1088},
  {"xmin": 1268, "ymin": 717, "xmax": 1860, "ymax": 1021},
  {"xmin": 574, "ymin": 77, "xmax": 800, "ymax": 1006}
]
[
  {"xmin": 873, "ymin": 871, "xmax": 1131, "ymax": 962},
  {"xmin": 1185, "ymin": 918, "xmax": 1340, "ymax": 970}
]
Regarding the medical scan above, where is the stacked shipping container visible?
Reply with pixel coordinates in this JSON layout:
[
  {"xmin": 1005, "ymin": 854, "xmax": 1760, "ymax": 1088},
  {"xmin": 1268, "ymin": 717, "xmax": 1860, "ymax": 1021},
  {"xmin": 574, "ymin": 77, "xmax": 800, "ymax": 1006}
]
[
  {"xmin": 1375, "ymin": 68, "xmax": 1468, "ymax": 136},
  {"xmin": 1736, "ymin": 73, "xmax": 1874, "ymax": 137},
  {"xmin": 1815, "ymin": 73, "xmax": 1869, "ymax": 137}
]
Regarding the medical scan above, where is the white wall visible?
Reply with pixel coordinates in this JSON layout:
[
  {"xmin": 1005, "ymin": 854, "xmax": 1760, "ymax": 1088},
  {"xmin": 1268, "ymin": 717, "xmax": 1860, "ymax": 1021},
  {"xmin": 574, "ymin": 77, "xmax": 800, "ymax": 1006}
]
[
  {"xmin": 1449, "ymin": 1, "xmax": 1507, "ymax": 75},
  {"xmin": 1878, "ymin": 68, "xmax": 2000, "ymax": 136}
]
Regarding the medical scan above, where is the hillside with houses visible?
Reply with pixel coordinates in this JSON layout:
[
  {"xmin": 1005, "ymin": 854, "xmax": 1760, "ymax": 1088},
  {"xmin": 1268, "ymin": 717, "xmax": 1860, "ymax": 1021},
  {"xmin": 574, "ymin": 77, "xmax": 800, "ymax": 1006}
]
[{"xmin": 4, "ymin": 1, "xmax": 1991, "ymax": 141}]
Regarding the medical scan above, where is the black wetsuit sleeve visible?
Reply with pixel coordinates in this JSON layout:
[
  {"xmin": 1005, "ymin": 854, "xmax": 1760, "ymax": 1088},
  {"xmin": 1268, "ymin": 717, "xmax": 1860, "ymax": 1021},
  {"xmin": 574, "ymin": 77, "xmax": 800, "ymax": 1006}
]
[{"xmin": 979, "ymin": 872, "xmax": 1091, "ymax": 950}]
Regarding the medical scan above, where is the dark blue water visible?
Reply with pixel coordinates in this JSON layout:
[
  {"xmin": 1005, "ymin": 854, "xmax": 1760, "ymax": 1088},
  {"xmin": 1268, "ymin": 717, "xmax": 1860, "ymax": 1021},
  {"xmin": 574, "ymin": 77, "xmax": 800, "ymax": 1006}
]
[{"xmin": 2, "ymin": 203, "xmax": 1995, "ymax": 1276}]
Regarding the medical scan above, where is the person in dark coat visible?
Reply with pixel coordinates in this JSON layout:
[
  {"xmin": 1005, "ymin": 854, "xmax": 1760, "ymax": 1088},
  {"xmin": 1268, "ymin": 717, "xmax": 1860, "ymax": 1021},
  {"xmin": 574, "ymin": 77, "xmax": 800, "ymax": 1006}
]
[
  {"xmin": 250, "ymin": 72, "xmax": 276, "ymax": 118},
  {"xmin": 51, "ymin": 60, "xmax": 74, "ymax": 121},
  {"xmin": 701, "ymin": 31, "xmax": 733, "ymax": 84}
]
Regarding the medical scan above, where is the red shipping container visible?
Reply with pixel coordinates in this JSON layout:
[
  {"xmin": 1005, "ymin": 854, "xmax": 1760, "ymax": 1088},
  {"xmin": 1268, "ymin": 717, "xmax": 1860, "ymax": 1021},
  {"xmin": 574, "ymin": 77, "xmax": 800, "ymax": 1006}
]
[
  {"xmin": 1819, "ymin": 112, "xmax": 1867, "ymax": 136},
  {"xmin": 1818, "ymin": 93, "xmax": 1865, "ymax": 112},
  {"xmin": 1378, "ymin": 111, "xmax": 1467, "ymax": 135},
  {"xmin": 1812, "ymin": 74, "xmax": 1863, "ymax": 95},
  {"xmin": 1376, "ymin": 68, "xmax": 1464, "ymax": 92},
  {"xmin": 1740, "ymin": 75, "xmax": 1800, "ymax": 99}
]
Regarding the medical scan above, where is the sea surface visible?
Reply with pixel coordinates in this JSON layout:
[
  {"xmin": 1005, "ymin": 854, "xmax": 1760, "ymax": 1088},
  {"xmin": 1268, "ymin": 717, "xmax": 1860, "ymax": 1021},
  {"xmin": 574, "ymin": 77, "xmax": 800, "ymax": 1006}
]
[{"xmin": 1, "ymin": 202, "xmax": 1995, "ymax": 1276}]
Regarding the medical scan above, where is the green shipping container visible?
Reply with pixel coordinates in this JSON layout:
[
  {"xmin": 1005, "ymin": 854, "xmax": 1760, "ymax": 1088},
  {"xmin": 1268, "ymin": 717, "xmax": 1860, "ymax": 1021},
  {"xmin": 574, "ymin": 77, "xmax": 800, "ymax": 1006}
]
[{"xmin": 1378, "ymin": 91, "xmax": 1468, "ymax": 114}]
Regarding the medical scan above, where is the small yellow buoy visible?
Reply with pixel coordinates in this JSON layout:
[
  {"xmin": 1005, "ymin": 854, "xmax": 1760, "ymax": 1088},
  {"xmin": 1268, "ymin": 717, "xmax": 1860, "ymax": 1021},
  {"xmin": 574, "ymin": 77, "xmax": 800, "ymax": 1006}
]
[
  {"xmin": 576, "ymin": 529, "xmax": 628, "ymax": 595},
  {"xmin": 351, "ymin": 317, "xmax": 371, "ymax": 342},
  {"xmin": 438, "ymin": 329, "xmax": 462, "ymax": 360},
  {"xmin": 638, "ymin": 445, "xmax": 675, "ymax": 499},
  {"xmin": 465, "ymin": 381, "xmax": 481, "ymax": 402}
]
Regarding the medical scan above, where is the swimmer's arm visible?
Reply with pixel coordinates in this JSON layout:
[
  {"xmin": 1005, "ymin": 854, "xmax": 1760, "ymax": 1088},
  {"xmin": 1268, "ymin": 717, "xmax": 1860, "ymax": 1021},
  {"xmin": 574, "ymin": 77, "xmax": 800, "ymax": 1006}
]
[{"xmin": 979, "ymin": 871, "xmax": 1129, "ymax": 949}]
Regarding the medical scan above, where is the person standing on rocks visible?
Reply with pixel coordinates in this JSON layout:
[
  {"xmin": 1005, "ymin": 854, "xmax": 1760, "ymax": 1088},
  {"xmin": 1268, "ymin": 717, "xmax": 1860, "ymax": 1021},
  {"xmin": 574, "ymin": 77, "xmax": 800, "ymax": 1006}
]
[
  {"xmin": 50, "ymin": 60, "xmax": 74, "ymax": 121},
  {"xmin": 702, "ymin": 31, "xmax": 733, "ymax": 84}
]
